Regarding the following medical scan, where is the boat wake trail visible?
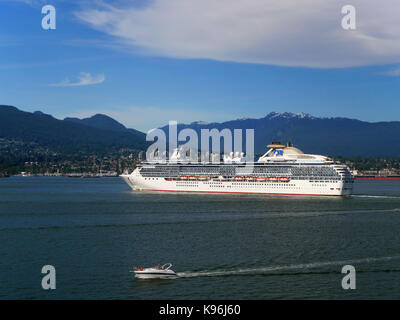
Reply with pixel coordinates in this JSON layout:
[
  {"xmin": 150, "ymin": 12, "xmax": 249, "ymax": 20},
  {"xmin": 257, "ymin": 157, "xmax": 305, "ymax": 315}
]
[
  {"xmin": 177, "ymin": 255, "xmax": 400, "ymax": 278},
  {"xmin": 353, "ymin": 195, "xmax": 400, "ymax": 199}
]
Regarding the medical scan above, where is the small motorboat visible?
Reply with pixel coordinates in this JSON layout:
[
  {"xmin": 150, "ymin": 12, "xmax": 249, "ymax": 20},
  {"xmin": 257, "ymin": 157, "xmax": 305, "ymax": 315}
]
[{"xmin": 130, "ymin": 263, "xmax": 178, "ymax": 279}]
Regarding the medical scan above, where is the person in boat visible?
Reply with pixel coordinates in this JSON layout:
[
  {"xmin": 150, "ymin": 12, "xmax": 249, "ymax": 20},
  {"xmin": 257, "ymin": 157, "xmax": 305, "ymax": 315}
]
[
  {"xmin": 156, "ymin": 264, "xmax": 161, "ymax": 269},
  {"xmin": 133, "ymin": 267, "xmax": 144, "ymax": 271}
]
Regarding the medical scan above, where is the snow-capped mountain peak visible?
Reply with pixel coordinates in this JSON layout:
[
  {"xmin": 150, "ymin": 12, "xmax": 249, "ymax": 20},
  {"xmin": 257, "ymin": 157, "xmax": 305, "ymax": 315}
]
[{"xmin": 265, "ymin": 112, "xmax": 315, "ymax": 120}]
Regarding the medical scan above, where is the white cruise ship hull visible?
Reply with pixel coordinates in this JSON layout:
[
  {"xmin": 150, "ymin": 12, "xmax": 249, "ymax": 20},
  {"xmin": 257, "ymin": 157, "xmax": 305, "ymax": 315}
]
[
  {"xmin": 121, "ymin": 142, "xmax": 354, "ymax": 196},
  {"xmin": 121, "ymin": 172, "xmax": 353, "ymax": 197}
]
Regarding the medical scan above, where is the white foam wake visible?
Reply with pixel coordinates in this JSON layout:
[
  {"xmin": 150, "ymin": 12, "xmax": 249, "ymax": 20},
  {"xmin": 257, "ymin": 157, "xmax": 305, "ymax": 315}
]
[
  {"xmin": 353, "ymin": 194, "xmax": 400, "ymax": 199},
  {"xmin": 177, "ymin": 255, "xmax": 400, "ymax": 278}
]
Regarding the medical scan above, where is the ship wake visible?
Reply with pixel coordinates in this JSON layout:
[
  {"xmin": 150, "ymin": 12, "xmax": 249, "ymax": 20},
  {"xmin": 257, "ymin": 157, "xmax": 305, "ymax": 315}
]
[
  {"xmin": 353, "ymin": 195, "xmax": 400, "ymax": 199},
  {"xmin": 177, "ymin": 255, "xmax": 400, "ymax": 278}
]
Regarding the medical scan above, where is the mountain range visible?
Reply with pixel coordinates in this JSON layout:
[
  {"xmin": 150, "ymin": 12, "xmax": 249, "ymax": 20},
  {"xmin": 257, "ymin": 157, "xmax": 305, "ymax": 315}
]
[
  {"xmin": 161, "ymin": 112, "xmax": 400, "ymax": 156},
  {"xmin": 0, "ymin": 105, "xmax": 147, "ymax": 155},
  {"xmin": 1, "ymin": 105, "xmax": 400, "ymax": 157}
]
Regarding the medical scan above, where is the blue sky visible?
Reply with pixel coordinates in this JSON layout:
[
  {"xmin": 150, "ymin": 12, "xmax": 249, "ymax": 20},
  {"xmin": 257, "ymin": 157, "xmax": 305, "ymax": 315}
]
[{"xmin": 1, "ymin": 0, "xmax": 400, "ymax": 131}]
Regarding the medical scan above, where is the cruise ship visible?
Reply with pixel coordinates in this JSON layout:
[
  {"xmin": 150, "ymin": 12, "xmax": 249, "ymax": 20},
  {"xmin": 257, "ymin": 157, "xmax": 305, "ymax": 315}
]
[{"xmin": 121, "ymin": 142, "xmax": 354, "ymax": 196}]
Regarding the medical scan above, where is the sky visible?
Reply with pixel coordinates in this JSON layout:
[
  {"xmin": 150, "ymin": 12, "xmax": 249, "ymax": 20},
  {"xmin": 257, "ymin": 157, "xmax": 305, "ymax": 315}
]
[{"xmin": 0, "ymin": 0, "xmax": 400, "ymax": 131}]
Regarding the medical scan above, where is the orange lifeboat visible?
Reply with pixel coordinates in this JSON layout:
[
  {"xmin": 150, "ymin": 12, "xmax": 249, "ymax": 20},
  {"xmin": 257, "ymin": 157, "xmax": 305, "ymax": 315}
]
[
  {"xmin": 234, "ymin": 176, "xmax": 243, "ymax": 180},
  {"xmin": 268, "ymin": 177, "xmax": 278, "ymax": 181},
  {"xmin": 198, "ymin": 176, "xmax": 208, "ymax": 180},
  {"xmin": 189, "ymin": 176, "xmax": 197, "ymax": 180},
  {"xmin": 246, "ymin": 176, "xmax": 255, "ymax": 181},
  {"xmin": 180, "ymin": 176, "xmax": 188, "ymax": 180},
  {"xmin": 256, "ymin": 177, "xmax": 266, "ymax": 181},
  {"xmin": 279, "ymin": 177, "xmax": 290, "ymax": 182}
]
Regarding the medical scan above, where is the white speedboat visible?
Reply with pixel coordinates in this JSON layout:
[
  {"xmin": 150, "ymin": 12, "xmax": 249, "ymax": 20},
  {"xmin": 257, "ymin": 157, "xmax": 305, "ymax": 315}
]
[{"xmin": 130, "ymin": 263, "xmax": 178, "ymax": 279}]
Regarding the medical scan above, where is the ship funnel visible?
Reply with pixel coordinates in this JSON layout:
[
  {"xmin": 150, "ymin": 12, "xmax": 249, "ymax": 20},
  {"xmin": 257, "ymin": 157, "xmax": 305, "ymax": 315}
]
[{"xmin": 267, "ymin": 142, "xmax": 286, "ymax": 149}]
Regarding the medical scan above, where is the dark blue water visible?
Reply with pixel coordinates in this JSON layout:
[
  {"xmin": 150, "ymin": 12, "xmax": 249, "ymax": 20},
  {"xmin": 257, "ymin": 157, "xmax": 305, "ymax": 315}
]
[{"xmin": 1, "ymin": 177, "xmax": 400, "ymax": 299}]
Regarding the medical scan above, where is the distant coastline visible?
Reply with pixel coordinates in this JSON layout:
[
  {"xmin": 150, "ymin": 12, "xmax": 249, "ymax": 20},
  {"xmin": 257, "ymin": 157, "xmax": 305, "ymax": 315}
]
[
  {"xmin": 354, "ymin": 176, "xmax": 400, "ymax": 180},
  {"xmin": 1, "ymin": 105, "xmax": 400, "ymax": 177}
]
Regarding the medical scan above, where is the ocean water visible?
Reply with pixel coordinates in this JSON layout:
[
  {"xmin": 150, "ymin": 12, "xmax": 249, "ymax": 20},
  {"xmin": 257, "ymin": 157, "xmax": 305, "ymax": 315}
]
[{"xmin": 0, "ymin": 177, "xmax": 399, "ymax": 299}]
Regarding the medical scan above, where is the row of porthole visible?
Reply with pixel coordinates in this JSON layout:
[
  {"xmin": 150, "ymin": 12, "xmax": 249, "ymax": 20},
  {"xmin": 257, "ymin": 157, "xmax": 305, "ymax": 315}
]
[{"xmin": 206, "ymin": 184, "xmax": 298, "ymax": 188}]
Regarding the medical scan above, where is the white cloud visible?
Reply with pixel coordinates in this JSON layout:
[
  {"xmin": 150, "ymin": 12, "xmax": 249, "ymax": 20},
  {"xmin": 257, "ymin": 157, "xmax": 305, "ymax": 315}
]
[
  {"xmin": 75, "ymin": 0, "xmax": 400, "ymax": 68},
  {"xmin": 384, "ymin": 66, "xmax": 400, "ymax": 76},
  {"xmin": 50, "ymin": 72, "xmax": 105, "ymax": 87}
]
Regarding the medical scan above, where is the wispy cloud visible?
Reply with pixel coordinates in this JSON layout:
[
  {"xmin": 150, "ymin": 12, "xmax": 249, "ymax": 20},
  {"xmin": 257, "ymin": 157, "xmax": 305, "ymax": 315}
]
[
  {"xmin": 50, "ymin": 72, "xmax": 105, "ymax": 87},
  {"xmin": 75, "ymin": 0, "xmax": 400, "ymax": 68},
  {"xmin": 383, "ymin": 66, "xmax": 400, "ymax": 77}
]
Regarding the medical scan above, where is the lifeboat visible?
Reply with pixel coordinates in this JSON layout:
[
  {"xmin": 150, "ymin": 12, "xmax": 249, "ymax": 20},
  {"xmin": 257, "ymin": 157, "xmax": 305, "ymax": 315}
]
[
  {"xmin": 180, "ymin": 176, "xmax": 188, "ymax": 180},
  {"xmin": 198, "ymin": 176, "xmax": 208, "ymax": 180},
  {"xmin": 165, "ymin": 178, "xmax": 173, "ymax": 181},
  {"xmin": 245, "ymin": 176, "xmax": 255, "ymax": 181},
  {"xmin": 234, "ymin": 176, "xmax": 243, "ymax": 180},
  {"xmin": 189, "ymin": 176, "xmax": 197, "ymax": 180},
  {"xmin": 256, "ymin": 177, "xmax": 266, "ymax": 181},
  {"xmin": 279, "ymin": 177, "xmax": 290, "ymax": 182},
  {"xmin": 268, "ymin": 177, "xmax": 278, "ymax": 181}
]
